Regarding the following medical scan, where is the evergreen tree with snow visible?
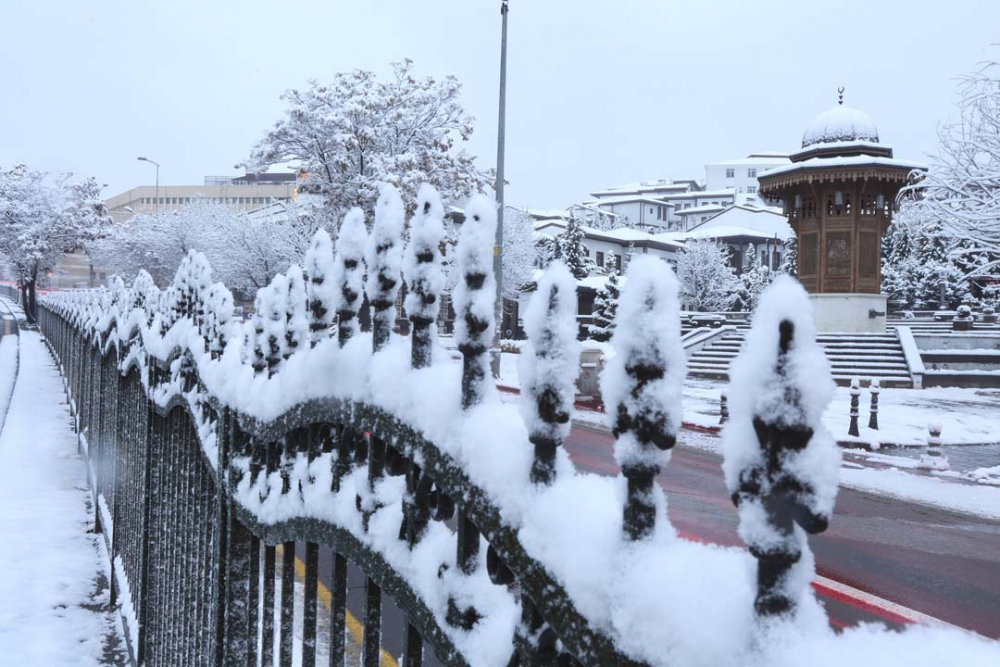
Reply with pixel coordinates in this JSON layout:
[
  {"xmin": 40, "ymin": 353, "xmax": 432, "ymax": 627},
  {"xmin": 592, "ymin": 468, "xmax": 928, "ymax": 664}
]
[
  {"xmin": 587, "ymin": 261, "xmax": 620, "ymax": 342},
  {"xmin": 557, "ymin": 217, "xmax": 594, "ymax": 280},
  {"xmin": 779, "ymin": 237, "xmax": 797, "ymax": 277},
  {"xmin": 676, "ymin": 239, "xmax": 740, "ymax": 312},
  {"xmin": 601, "ymin": 256, "xmax": 685, "ymax": 541},
  {"xmin": 737, "ymin": 244, "xmax": 771, "ymax": 313},
  {"xmin": 722, "ymin": 275, "xmax": 840, "ymax": 619},
  {"xmin": 881, "ymin": 201, "xmax": 972, "ymax": 309}
]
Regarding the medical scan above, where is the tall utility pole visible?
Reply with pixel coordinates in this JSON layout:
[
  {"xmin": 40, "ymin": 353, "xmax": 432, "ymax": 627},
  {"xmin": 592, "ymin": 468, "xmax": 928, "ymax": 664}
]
[
  {"xmin": 493, "ymin": 0, "xmax": 509, "ymax": 345},
  {"xmin": 137, "ymin": 157, "xmax": 161, "ymax": 212}
]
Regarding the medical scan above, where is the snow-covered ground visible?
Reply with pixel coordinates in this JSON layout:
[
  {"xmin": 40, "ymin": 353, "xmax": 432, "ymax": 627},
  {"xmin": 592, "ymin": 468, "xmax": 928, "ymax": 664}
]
[
  {"xmin": 0, "ymin": 323, "xmax": 126, "ymax": 665},
  {"xmin": 498, "ymin": 352, "xmax": 1000, "ymax": 446}
]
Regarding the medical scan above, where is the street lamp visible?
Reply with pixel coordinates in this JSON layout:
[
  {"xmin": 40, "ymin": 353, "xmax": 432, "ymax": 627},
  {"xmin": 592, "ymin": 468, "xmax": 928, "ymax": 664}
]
[
  {"xmin": 137, "ymin": 157, "xmax": 161, "ymax": 213},
  {"xmin": 492, "ymin": 0, "xmax": 509, "ymax": 375}
]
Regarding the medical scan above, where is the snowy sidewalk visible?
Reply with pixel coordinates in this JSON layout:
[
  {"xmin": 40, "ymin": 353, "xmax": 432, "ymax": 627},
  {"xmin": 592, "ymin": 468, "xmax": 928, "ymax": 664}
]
[{"xmin": 0, "ymin": 327, "xmax": 126, "ymax": 665}]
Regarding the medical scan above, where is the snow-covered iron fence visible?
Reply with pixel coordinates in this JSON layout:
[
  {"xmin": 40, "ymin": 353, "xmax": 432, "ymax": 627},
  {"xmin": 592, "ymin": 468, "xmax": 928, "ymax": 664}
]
[{"xmin": 32, "ymin": 185, "xmax": 990, "ymax": 667}]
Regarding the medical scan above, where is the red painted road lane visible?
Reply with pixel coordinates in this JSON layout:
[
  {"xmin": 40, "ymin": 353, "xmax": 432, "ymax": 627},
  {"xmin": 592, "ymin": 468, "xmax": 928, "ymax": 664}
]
[{"xmin": 565, "ymin": 424, "xmax": 1000, "ymax": 638}]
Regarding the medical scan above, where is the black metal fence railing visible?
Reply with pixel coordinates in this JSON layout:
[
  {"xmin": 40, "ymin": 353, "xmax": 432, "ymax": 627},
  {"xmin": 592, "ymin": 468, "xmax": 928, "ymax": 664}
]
[{"xmin": 32, "ymin": 185, "xmax": 850, "ymax": 667}]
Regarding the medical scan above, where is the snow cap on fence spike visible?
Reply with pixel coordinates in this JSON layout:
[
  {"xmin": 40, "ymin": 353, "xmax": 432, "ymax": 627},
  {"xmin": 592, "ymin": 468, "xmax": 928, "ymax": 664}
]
[
  {"xmin": 454, "ymin": 194, "xmax": 498, "ymax": 409},
  {"xmin": 262, "ymin": 273, "xmax": 289, "ymax": 373},
  {"xmin": 601, "ymin": 254, "xmax": 685, "ymax": 470},
  {"xmin": 303, "ymin": 228, "xmax": 337, "ymax": 345},
  {"xmin": 454, "ymin": 194, "xmax": 498, "ymax": 347},
  {"xmin": 367, "ymin": 184, "xmax": 405, "ymax": 350},
  {"xmin": 331, "ymin": 207, "xmax": 368, "ymax": 346},
  {"xmin": 722, "ymin": 274, "xmax": 841, "ymax": 617},
  {"xmin": 284, "ymin": 264, "xmax": 309, "ymax": 358},
  {"xmin": 520, "ymin": 261, "xmax": 579, "ymax": 481},
  {"xmin": 403, "ymin": 183, "xmax": 446, "ymax": 320}
]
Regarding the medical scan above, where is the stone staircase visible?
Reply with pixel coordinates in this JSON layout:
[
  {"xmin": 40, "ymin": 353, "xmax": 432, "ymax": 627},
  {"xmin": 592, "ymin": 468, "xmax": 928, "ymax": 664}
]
[{"xmin": 687, "ymin": 330, "xmax": 914, "ymax": 387}]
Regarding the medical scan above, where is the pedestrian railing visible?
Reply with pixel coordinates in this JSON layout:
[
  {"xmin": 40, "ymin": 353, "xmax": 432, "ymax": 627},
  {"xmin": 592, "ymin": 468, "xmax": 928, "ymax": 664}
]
[{"xmin": 34, "ymin": 185, "xmax": 960, "ymax": 667}]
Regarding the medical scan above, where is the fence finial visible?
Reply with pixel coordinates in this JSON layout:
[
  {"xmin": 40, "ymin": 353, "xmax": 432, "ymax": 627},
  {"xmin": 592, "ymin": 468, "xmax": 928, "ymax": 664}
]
[
  {"xmin": 332, "ymin": 208, "xmax": 367, "ymax": 348},
  {"xmin": 367, "ymin": 184, "xmax": 405, "ymax": 352},
  {"xmin": 521, "ymin": 262, "xmax": 579, "ymax": 485},
  {"xmin": 454, "ymin": 194, "xmax": 498, "ymax": 410},
  {"xmin": 723, "ymin": 275, "xmax": 839, "ymax": 619},
  {"xmin": 602, "ymin": 256, "xmax": 684, "ymax": 541},
  {"xmin": 404, "ymin": 184, "xmax": 445, "ymax": 369}
]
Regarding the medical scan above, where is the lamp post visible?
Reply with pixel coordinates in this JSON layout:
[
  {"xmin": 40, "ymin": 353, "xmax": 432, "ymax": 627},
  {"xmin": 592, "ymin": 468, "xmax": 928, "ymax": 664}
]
[
  {"xmin": 137, "ymin": 157, "xmax": 161, "ymax": 213},
  {"xmin": 492, "ymin": 0, "xmax": 509, "ymax": 367},
  {"xmin": 939, "ymin": 267, "xmax": 947, "ymax": 310}
]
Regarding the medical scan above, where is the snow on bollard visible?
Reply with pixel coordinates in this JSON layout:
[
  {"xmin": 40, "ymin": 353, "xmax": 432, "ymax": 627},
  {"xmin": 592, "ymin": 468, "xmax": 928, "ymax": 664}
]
[
  {"xmin": 848, "ymin": 377, "xmax": 861, "ymax": 437},
  {"xmin": 520, "ymin": 262, "xmax": 580, "ymax": 485},
  {"xmin": 720, "ymin": 389, "xmax": 729, "ymax": 425},
  {"xmin": 722, "ymin": 275, "xmax": 840, "ymax": 619},
  {"xmin": 283, "ymin": 265, "xmax": 308, "ymax": 360},
  {"xmin": 366, "ymin": 184, "xmax": 405, "ymax": 352},
  {"xmin": 453, "ymin": 194, "xmax": 498, "ymax": 410},
  {"xmin": 331, "ymin": 208, "xmax": 367, "ymax": 348},
  {"xmin": 920, "ymin": 421, "xmax": 950, "ymax": 471},
  {"xmin": 303, "ymin": 229, "xmax": 337, "ymax": 347},
  {"xmin": 868, "ymin": 378, "xmax": 881, "ymax": 430},
  {"xmin": 403, "ymin": 184, "xmax": 446, "ymax": 369},
  {"xmin": 601, "ymin": 255, "xmax": 684, "ymax": 541}
]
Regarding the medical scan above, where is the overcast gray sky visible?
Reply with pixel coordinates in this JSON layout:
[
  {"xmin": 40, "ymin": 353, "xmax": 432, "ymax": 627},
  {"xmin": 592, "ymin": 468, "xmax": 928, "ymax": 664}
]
[{"xmin": 1, "ymin": 0, "xmax": 997, "ymax": 210}]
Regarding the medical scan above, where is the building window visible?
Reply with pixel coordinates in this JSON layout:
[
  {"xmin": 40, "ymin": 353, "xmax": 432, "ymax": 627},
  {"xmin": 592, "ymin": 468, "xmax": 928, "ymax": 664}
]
[
  {"xmin": 748, "ymin": 168, "xmax": 757, "ymax": 178},
  {"xmin": 747, "ymin": 186, "xmax": 757, "ymax": 194},
  {"xmin": 725, "ymin": 168, "xmax": 734, "ymax": 178},
  {"xmin": 596, "ymin": 251, "xmax": 605, "ymax": 268}
]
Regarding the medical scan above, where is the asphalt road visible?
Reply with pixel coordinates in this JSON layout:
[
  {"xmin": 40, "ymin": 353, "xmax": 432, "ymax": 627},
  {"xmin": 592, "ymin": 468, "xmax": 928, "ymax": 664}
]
[{"xmin": 566, "ymin": 424, "xmax": 1000, "ymax": 638}]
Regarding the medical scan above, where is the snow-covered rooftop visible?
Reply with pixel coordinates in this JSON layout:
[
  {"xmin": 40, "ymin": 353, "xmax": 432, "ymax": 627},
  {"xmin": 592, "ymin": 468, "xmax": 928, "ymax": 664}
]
[
  {"xmin": 590, "ymin": 179, "xmax": 701, "ymax": 199},
  {"xmin": 802, "ymin": 104, "xmax": 879, "ymax": 148},
  {"xmin": 681, "ymin": 205, "xmax": 792, "ymax": 241},
  {"xmin": 677, "ymin": 204, "xmax": 727, "ymax": 216},
  {"xmin": 707, "ymin": 155, "xmax": 791, "ymax": 167},
  {"xmin": 761, "ymin": 154, "xmax": 928, "ymax": 179},
  {"xmin": 657, "ymin": 188, "xmax": 736, "ymax": 200},
  {"xmin": 587, "ymin": 195, "xmax": 677, "ymax": 207}
]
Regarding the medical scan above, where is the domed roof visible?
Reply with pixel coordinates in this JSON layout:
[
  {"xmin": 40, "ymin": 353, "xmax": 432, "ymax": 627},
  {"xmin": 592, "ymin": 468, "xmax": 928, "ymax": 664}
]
[{"xmin": 801, "ymin": 104, "xmax": 879, "ymax": 148}]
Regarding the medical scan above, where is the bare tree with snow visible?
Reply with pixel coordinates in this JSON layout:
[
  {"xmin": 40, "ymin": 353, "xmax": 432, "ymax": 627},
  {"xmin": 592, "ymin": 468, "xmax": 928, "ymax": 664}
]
[
  {"xmin": 0, "ymin": 164, "xmax": 108, "ymax": 320},
  {"xmin": 915, "ymin": 57, "xmax": 1000, "ymax": 276},
  {"xmin": 242, "ymin": 60, "xmax": 492, "ymax": 224},
  {"xmin": 676, "ymin": 239, "xmax": 740, "ymax": 312}
]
